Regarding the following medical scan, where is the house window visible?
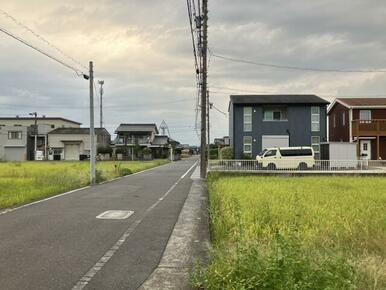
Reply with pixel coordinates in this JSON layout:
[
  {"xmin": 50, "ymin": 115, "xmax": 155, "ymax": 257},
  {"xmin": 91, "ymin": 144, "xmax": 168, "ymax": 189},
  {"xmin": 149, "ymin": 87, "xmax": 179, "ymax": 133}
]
[
  {"xmin": 342, "ymin": 112, "xmax": 345, "ymax": 126},
  {"xmin": 311, "ymin": 106, "xmax": 320, "ymax": 132},
  {"xmin": 243, "ymin": 136, "xmax": 252, "ymax": 156},
  {"xmin": 243, "ymin": 107, "xmax": 252, "ymax": 132},
  {"xmin": 51, "ymin": 124, "xmax": 55, "ymax": 128},
  {"xmin": 333, "ymin": 114, "xmax": 336, "ymax": 128},
  {"xmin": 311, "ymin": 136, "xmax": 320, "ymax": 154},
  {"xmin": 263, "ymin": 107, "xmax": 287, "ymax": 121},
  {"xmin": 8, "ymin": 131, "xmax": 22, "ymax": 139},
  {"xmin": 359, "ymin": 110, "xmax": 371, "ymax": 121}
]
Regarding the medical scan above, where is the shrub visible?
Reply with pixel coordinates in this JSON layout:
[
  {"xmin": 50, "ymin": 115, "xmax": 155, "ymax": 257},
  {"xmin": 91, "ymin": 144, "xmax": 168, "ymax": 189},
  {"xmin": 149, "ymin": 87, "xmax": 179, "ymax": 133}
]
[
  {"xmin": 143, "ymin": 147, "xmax": 152, "ymax": 155},
  {"xmin": 97, "ymin": 145, "xmax": 113, "ymax": 155},
  {"xmin": 209, "ymin": 148, "xmax": 218, "ymax": 159},
  {"xmin": 119, "ymin": 168, "xmax": 132, "ymax": 176},
  {"xmin": 95, "ymin": 169, "xmax": 107, "ymax": 183},
  {"xmin": 115, "ymin": 147, "xmax": 124, "ymax": 154},
  {"xmin": 219, "ymin": 147, "xmax": 233, "ymax": 160}
]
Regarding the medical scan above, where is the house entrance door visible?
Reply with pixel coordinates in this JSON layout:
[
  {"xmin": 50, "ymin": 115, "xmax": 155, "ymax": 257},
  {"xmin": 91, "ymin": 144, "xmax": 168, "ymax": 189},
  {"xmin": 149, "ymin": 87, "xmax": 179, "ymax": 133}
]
[{"xmin": 360, "ymin": 140, "xmax": 371, "ymax": 160}]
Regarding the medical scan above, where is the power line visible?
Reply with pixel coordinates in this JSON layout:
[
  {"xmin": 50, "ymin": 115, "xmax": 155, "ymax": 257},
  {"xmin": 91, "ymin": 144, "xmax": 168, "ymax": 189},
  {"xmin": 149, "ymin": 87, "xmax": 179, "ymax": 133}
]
[
  {"xmin": 210, "ymin": 51, "xmax": 386, "ymax": 73},
  {"xmin": 209, "ymin": 86, "xmax": 386, "ymax": 98},
  {"xmin": 0, "ymin": 8, "xmax": 87, "ymax": 71},
  {"xmin": 0, "ymin": 97, "xmax": 195, "ymax": 110},
  {"xmin": 0, "ymin": 25, "xmax": 84, "ymax": 76},
  {"xmin": 212, "ymin": 104, "xmax": 227, "ymax": 116},
  {"xmin": 210, "ymin": 85, "xmax": 276, "ymax": 94}
]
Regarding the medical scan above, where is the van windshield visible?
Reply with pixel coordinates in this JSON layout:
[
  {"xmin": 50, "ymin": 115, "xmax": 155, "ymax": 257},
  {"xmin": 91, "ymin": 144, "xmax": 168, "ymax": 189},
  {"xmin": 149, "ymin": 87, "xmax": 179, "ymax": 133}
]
[
  {"xmin": 264, "ymin": 149, "xmax": 277, "ymax": 157},
  {"xmin": 258, "ymin": 149, "xmax": 267, "ymax": 156}
]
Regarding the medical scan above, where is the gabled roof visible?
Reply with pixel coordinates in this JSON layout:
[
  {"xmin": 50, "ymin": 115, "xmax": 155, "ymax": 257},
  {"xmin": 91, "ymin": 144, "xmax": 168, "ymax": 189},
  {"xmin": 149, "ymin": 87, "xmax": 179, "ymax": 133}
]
[
  {"xmin": 115, "ymin": 123, "xmax": 159, "ymax": 134},
  {"xmin": 328, "ymin": 98, "xmax": 386, "ymax": 114},
  {"xmin": 152, "ymin": 135, "xmax": 169, "ymax": 146},
  {"xmin": 230, "ymin": 94, "xmax": 329, "ymax": 105},
  {"xmin": 0, "ymin": 117, "xmax": 81, "ymax": 125},
  {"xmin": 48, "ymin": 128, "xmax": 110, "ymax": 135}
]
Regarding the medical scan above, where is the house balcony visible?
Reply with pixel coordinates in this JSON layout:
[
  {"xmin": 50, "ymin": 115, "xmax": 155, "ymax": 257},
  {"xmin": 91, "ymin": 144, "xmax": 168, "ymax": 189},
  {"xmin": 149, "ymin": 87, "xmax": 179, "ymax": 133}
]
[
  {"xmin": 115, "ymin": 137, "xmax": 151, "ymax": 145},
  {"xmin": 352, "ymin": 119, "xmax": 386, "ymax": 137}
]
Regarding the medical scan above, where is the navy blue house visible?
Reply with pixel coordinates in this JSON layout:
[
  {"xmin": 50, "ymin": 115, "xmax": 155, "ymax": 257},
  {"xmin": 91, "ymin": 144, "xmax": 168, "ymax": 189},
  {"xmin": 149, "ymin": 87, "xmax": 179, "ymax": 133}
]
[{"xmin": 229, "ymin": 95, "xmax": 329, "ymax": 159}]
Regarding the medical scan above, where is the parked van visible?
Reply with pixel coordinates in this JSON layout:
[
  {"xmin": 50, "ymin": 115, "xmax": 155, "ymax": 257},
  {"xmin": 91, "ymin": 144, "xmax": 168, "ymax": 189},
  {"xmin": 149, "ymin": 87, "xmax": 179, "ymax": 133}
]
[{"xmin": 256, "ymin": 147, "xmax": 315, "ymax": 170}]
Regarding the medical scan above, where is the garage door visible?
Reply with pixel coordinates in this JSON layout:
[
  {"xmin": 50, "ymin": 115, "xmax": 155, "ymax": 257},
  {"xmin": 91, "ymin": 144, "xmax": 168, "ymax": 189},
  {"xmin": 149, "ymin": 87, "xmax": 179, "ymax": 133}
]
[
  {"xmin": 262, "ymin": 135, "xmax": 289, "ymax": 150},
  {"xmin": 64, "ymin": 144, "xmax": 80, "ymax": 160},
  {"xmin": 4, "ymin": 147, "xmax": 26, "ymax": 161}
]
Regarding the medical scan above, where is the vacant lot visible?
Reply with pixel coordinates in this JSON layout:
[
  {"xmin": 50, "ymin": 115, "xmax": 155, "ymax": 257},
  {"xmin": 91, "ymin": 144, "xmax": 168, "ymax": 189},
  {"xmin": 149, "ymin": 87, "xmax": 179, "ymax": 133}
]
[
  {"xmin": 0, "ymin": 160, "xmax": 168, "ymax": 209},
  {"xmin": 195, "ymin": 174, "xmax": 386, "ymax": 290}
]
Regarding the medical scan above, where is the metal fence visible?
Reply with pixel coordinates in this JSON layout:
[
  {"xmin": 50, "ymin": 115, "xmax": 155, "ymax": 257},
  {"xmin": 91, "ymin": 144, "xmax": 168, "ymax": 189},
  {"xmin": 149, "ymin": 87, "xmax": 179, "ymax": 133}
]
[{"xmin": 208, "ymin": 159, "xmax": 386, "ymax": 173}]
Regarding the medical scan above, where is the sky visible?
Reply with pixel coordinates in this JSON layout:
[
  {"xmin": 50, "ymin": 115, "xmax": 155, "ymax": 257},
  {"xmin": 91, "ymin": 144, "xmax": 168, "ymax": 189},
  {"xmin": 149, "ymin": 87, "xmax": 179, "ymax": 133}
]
[{"xmin": 1, "ymin": 0, "xmax": 386, "ymax": 145}]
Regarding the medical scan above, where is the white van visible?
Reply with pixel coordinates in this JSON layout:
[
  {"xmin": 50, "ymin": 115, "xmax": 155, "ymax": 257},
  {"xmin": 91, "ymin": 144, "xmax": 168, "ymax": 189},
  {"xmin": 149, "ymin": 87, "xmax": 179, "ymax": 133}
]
[{"xmin": 256, "ymin": 147, "xmax": 315, "ymax": 170}]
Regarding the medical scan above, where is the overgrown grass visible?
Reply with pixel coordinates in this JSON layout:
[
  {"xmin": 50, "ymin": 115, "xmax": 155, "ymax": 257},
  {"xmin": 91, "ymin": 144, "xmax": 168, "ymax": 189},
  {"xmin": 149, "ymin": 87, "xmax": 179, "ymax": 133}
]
[
  {"xmin": 0, "ymin": 160, "xmax": 168, "ymax": 209},
  {"xmin": 193, "ymin": 174, "xmax": 386, "ymax": 290}
]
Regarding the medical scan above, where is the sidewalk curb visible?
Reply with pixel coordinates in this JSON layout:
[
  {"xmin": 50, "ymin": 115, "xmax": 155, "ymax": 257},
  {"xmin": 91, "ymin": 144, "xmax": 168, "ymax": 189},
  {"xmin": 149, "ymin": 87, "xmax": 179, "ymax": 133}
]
[{"xmin": 139, "ymin": 175, "xmax": 209, "ymax": 290}]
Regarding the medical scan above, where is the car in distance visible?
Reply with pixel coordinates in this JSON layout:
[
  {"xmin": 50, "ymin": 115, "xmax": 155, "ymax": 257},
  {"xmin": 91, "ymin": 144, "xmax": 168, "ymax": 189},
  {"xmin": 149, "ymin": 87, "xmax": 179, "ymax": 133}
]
[{"xmin": 256, "ymin": 147, "xmax": 315, "ymax": 170}]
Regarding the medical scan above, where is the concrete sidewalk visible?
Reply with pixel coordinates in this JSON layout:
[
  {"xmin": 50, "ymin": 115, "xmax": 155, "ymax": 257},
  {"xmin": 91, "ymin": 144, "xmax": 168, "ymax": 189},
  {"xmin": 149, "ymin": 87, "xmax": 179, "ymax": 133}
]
[{"xmin": 139, "ymin": 168, "xmax": 209, "ymax": 290}]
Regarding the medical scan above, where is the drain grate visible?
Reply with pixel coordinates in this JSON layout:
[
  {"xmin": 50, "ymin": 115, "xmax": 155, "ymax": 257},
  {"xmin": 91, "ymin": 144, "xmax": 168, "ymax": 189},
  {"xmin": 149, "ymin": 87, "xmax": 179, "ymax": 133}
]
[{"xmin": 96, "ymin": 210, "xmax": 134, "ymax": 220}]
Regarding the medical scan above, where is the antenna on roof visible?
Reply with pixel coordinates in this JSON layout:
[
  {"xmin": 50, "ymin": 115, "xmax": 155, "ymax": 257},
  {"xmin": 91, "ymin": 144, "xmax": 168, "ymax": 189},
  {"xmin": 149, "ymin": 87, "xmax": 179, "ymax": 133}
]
[{"xmin": 160, "ymin": 120, "xmax": 171, "ymax": 137}]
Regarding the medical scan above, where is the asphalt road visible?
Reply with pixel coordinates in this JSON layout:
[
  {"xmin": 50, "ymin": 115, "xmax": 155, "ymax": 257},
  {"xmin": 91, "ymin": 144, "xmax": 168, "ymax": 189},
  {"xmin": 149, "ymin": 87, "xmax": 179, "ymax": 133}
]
[{"xmin": 0, "ymin": 158, "xmax": 197, "ymax": 290}]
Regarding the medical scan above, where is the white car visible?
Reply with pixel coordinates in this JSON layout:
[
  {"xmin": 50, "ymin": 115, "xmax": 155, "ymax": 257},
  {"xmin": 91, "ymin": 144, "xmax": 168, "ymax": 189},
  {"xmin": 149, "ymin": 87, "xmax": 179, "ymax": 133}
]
[{"xmin": 256, "ymin": 147, "xmax": 315, "ymax": 170}]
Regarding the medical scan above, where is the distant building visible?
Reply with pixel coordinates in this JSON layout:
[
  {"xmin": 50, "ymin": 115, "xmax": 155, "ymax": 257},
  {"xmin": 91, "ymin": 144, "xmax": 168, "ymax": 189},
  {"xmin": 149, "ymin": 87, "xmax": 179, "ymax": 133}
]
[
  {"xmin": 214, "ymin": 136, "xmax": 230, "ymax": 147},
  {"xmin": 0, "ymin": 116, "xmax": 81, "ymax": 161},
  {"xmin": 47, "ymin": 128, "xmax": 110, "ymax": 160},
  {"xmin": 229, "ymin": 95, "xmax": 329, "ymax": 159},
  {"xmin": 114, "ymin": 123, "xmax": 179, "ymax": 159}
]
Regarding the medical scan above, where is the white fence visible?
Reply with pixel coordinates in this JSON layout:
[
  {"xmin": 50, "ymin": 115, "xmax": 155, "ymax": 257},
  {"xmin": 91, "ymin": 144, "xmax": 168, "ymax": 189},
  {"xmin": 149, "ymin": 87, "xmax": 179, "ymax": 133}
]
[{"xmin": 208, "ymin": 159, "xmax": 386, "ymax": 173}]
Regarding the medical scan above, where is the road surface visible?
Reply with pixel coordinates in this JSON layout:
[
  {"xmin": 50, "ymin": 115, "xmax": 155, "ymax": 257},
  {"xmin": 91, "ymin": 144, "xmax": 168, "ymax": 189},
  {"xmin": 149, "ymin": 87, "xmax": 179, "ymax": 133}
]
[{"xmin": 0, "ymin": 158, "xmax": 197, "ymax": 290}]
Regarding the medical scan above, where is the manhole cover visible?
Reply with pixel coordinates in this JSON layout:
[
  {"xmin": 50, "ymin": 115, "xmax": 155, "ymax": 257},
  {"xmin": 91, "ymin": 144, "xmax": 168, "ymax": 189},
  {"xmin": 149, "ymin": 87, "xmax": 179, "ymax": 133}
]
[{"xmin": 96, "ymin": 210, "xmax": 134, "ymax": 220}]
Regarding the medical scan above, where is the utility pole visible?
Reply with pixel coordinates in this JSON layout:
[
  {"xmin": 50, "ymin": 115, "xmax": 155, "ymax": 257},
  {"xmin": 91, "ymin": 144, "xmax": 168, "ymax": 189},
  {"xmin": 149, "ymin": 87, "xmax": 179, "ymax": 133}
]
[
  {"xmin": 200, "ymin": 0, "xmax": 208, "ymax": 178},
  {"xmin": 89, "ymin": 61, "xmax": 96, "ymax": 185},
  {"xmin": 29, "ymin": 112, "xmax": 37, "ymax": 160},
  {"xmin": 207, "ymin": 90, "xmax": 210, "ymax": 161},
  {"xmin": 98, "ymin": 80, "xmax": 104, "ymax": 128}
]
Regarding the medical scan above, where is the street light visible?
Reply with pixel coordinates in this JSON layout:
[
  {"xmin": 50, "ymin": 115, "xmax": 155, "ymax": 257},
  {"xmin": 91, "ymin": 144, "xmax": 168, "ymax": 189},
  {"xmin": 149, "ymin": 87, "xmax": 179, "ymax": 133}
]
[{"xmin": 29, "ymin": 112, "xmax": 37, "ymax": 160}]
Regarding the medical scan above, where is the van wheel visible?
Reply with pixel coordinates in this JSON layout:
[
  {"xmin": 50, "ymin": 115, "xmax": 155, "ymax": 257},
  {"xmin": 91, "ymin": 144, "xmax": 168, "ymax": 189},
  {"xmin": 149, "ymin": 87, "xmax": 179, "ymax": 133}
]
[
  {"xmin": 267, "ymin": 163, "xmax": 276, "ymax": 170},
  {"xmin": 298, "ymin": 162, "xmax": 307, "ymax": 170}
]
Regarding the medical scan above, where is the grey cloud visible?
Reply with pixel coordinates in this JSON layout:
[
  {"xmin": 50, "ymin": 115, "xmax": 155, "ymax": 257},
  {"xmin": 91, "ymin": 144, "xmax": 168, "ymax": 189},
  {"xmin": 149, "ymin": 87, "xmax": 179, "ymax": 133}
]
[{"xmin": 1, "ymin": 0, "xmax": 386, "ymax": 144}]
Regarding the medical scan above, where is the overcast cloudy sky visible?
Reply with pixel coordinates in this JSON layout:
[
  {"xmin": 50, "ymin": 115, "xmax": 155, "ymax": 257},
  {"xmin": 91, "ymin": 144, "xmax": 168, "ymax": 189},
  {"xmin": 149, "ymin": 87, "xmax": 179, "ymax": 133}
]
[{"xmin": 1, "ymin": 0, "xmax": 386, "ymax": 145}]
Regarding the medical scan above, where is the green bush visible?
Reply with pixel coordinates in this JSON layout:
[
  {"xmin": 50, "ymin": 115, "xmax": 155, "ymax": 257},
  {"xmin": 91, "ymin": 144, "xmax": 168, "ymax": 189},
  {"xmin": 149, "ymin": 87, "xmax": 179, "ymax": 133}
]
[
  {"xmin": 97, "ymin": 145, "xmax": 113, "ymax": 155},
  {"xmin": 115, "ymin": 147, "xmax": 125, "ymax": 154},
  {"xmin": 219, "ymin": 147, "xmax": 233, "ymax": 160},
  {"xmin": 142, "ymin": 147, "xmax": 152, "ymax": 155},
  {"xmin": 95, "ymin": 169, "xmax": 107, "ymax": 183},
  {"xmin": 119, "ymin": 168, "xmax": 132, "ymax": 176},
  {"xmin": 209, "ymin": 148, "xmax": 218, "ymax": 159}
]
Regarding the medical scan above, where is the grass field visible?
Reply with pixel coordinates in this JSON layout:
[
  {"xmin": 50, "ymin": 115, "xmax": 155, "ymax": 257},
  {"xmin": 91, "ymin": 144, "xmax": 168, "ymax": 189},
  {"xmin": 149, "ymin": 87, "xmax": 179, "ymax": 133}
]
[
  {"xmin": 193, "ymin": 174, "xmax": 386, "ymax": 290},
  {"xmin": 0, "ymin": 160, "xmax": 168, "ymax": 209}
]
